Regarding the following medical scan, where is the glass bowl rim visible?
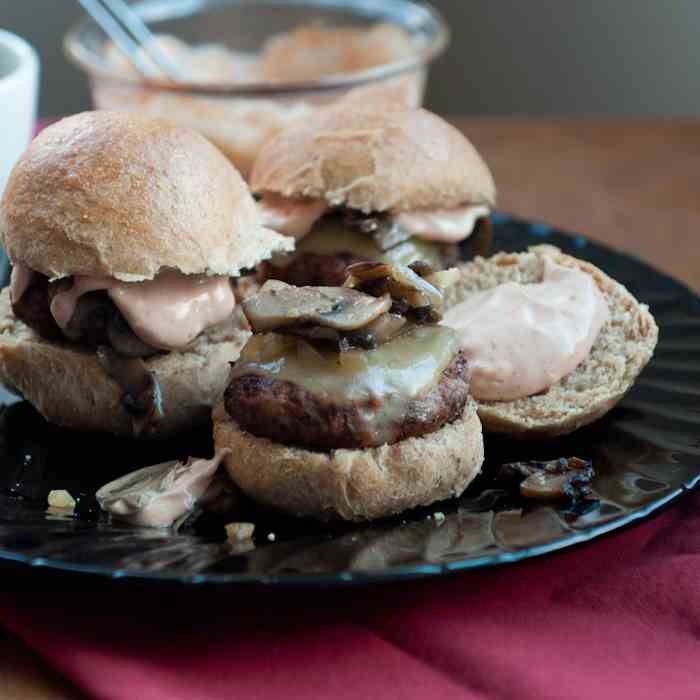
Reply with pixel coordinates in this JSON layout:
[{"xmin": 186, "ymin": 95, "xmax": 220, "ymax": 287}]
[{"xmin": 64, "ymin": 0, "xmax": 450, "ymax": 98}]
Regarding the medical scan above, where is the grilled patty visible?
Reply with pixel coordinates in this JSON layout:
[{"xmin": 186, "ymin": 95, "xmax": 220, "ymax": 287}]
[
  {"xmin": 11, "ymin": 275, "xmax": 158, "ymax": 357},
  {"xmin": 11, "ymin": 275, "xmax": 64, "ymax": 340},
  {"xmin": 265, "ymin": 251, "xmax": 365, "ymax": 287},
  {"xmin": 224, "ymin": 350, "xmax": 469, "ymax": 450}
]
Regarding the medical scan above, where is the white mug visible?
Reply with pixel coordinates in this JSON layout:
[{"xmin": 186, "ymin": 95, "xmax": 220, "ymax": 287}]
[{"xmin": 0, "ymin": 29, "xmax": 39, "ymax": 199}]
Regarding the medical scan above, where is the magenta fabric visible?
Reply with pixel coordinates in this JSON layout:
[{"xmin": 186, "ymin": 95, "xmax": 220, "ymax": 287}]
[{"xmin": 1, "ymin": 491, "xmax": 699, "ymax": 700}]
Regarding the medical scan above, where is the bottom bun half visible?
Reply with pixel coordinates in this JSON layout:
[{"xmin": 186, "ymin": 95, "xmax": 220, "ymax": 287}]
[
  {"xmin": 446, "ymin": 245, "xmax": 659, "ymax": 438},
  {"xmin": 213, "ymin": 400, "xmax": 484, "ymax": 522},
  {"xmin": 0, "ymin": 288, "xmax": 250, "ymax": 438}
]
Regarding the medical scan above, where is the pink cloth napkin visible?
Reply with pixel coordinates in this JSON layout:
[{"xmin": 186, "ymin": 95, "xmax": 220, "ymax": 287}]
[{"xmin": 1, "ymin": 491, "xmax": 699, "ymax": 700}]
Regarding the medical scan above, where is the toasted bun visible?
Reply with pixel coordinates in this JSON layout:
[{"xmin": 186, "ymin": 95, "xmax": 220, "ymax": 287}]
[
  {"xmin": 446, "ymin": 245, "xmax": 659, "ymax": 437},
  {"xmin": 213, "ymin": 400, "xmax": 484, "ymax": 522},
  {"xmin": 0, "ymin": 111, "xmax": 292, "ymax": 282},
  {"xmin": 0, "ymin": 289, "xmax": 250, "ymax": 437},
  {"xmin": 250, "ymin": 103, "xmax": 495, "ymax": 213}
]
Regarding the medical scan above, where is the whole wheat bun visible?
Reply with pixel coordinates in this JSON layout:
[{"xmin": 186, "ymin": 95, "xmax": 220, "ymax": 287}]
[
  {"xmin": 250, "ymin": 103, "xmax": 495, "ymax": 213},
  {"xmin": 0, "ymin": 289, "xmax": 250, "ymax": 437},
  {"xmin": 446, "ymin": 245, "xmax": 659, "ymax": 437},
  {"xmin": 212, "ymin": 400, "xmax": 484, "ymax": 522},
  {"xmin": 0, "ymin": 111, "xmax": 292, "ymax": 282}
]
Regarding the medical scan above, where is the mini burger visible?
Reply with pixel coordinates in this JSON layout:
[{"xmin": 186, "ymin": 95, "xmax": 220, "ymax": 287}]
[
  {"xmin": 251, "ymin": 102, "xmax": 496, "ymax": 287},
  {"xmin": 0, "ymin": 111, "xmax": 292, "ymax": 437},
  {"xmin": 213, "ymin": 261, "xmax": 484, "ymax": 521}
]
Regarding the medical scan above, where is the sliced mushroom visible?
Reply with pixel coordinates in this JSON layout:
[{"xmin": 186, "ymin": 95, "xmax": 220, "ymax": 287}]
[
  {"xmin": 282, "ymin": 311, "xmax": 406, "ymax": 350},
  {"xmin": 96, "ymin": 347, "xmax": 164, "ymax": 437},
  {"xmin": 519, "ymin": 472, "xmax": 573, "ymax": 500},
  {"xmin": 285, "ymin": 325, "xmax": 342, "ymax": 344},
  {"xmin": 96, "ymin": 449, "xmax": 230, "ymax": 528},
  {"xmin": 241, "ymin": 280, "xmax": 391, "ymax": 333},
  {"xmin": 344, "ymin": 261, "xmax": 443, "ymax": 310},
  {"xmin": 497, "ymin": 457, "xmax": 594, "ymax": 502}
]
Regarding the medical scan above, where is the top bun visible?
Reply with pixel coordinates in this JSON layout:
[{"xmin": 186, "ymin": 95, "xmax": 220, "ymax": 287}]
[
  {"xmin": 0, "ymin": 111, "xmax": 292, "ymax": 281},
  {"xmin": 250, "ymin": 103, "xmax": 496, "ymax": 213}
]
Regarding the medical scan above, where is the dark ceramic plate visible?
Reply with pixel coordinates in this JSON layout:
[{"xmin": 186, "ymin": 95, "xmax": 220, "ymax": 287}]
[{"xmin": 0, "ymin": 216, "xmax": 698, "ymax": 586}]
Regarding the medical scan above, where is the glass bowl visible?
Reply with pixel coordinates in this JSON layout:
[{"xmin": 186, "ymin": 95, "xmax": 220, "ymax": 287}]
[{"xmin": 64, "ymin": 0, "xmax": 449, "ymax": 179}]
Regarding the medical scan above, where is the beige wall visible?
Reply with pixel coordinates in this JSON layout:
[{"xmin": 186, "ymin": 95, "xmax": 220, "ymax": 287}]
[
  {"xmin": 2, "ymin": 0, "xmax": 699, "ymax": 117},
  {"xmin": 428, "ymin": 0, "xmax": 700, "ymax": 116}
]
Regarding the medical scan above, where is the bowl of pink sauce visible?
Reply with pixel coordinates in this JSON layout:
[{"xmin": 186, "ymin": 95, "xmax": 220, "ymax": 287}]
[{"xmin": 65, "ymin": 0, "xmax": 449, "ymax": 179}]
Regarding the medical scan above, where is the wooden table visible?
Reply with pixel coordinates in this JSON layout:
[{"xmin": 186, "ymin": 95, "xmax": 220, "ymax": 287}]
[
  {"xmin": 461, "ymin": 118, "xmax": 700, "ymax": 293},
  {"xmin": 1, "ymin": 118, "xmax": 699, "ymax": 699}
]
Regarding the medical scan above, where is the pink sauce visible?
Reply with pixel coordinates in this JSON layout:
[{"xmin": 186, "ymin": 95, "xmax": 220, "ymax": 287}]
[
  {"xmin": 395, "ymin": 205, "xmax": 491, "ymax": 243},
  {"xmin": 9, "ymin": 263, "xmax": 35, "ymax": 304},
  {"xmin": 95, "ymin": 449, "xmax": 230, "ymax": 528},
  {"xmin": 50, "ymin": 271, "xmax": 235, "ymax": 350},
  {"xmin": 258, "ymin": 195, "xmax": 490, "ymax": 244},
  {"xmin": 442, "ymin": 259, "xmax": 609, "ymax": 400},
  {"xmin": 258, "ymin": 194, "xmax": 327, "ymax": 240}
]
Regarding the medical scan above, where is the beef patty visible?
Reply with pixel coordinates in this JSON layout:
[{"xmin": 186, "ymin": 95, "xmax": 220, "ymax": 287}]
[
  {"xmin": 224, "ymin": 350, "xmax": 469, "ymax": 451},
  {"xmin": 265, "ymin": 251, "xmax": 365, "ymax": 287},
  {"xmin": 12, "ymin": 275, "xmax": 110, "ymax": 342},
  {"xmin": 11, "ymin": 274, "xmax": 64, "ymax": 341},
  {"xmin": 11, "ymin": 274, "xmax": 158, "ymax": 357}
]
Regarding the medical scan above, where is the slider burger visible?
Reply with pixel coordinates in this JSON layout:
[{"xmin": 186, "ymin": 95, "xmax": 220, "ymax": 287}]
[
  {"xmin": 0, "ymin": 111, "xmax": 292, "ymax": 437},
  {"xmin": 213, "ymin": 261, "xmax": 484, "ymax": 521},
  {"xmin": 251, "ymin": 102, "xmax": 496, "ymax": 287}
]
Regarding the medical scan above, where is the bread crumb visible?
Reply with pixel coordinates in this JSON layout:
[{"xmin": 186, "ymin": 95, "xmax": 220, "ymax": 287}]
[
  {"xmin": 47, "ymin": 490, "xmax": 76, "ymax": 510},
  {"xmin": 267, "ymin": 532, "xmax": 276, "ymax": 542},
  {"xmin": 434, "ymin": 511, "xmax": 446, "ymax": 526},
  {"xmin": 225, "ymin": 522, "xmax": 255, "ymax": 541}
]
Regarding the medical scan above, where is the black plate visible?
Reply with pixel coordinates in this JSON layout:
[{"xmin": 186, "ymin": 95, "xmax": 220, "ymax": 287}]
[{"xmin": 0, "ymin": 215, "xmax": 698, "ymax": 586}]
